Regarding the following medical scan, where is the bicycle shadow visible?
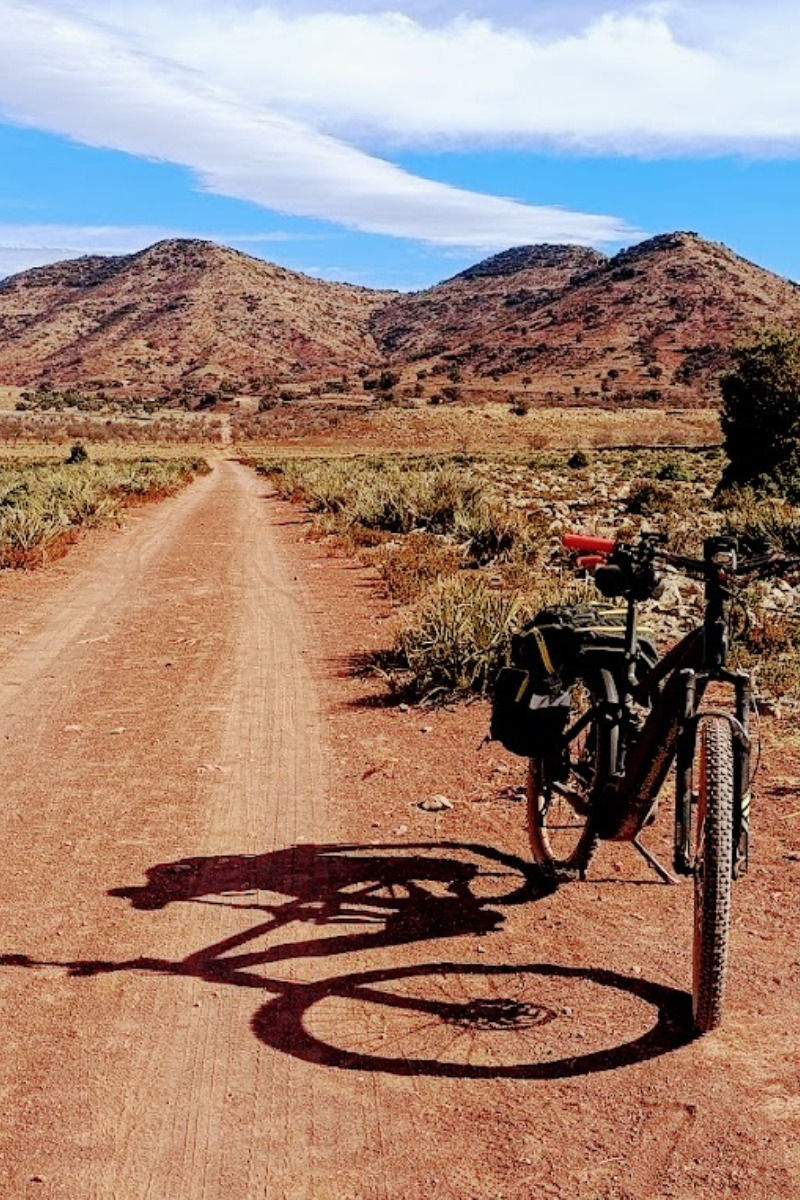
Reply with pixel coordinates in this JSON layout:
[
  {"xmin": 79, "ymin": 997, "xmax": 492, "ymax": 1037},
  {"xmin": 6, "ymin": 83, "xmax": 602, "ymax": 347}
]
[
  {"xmin": 110, "ymin": 841, "xmax": 540, "ymax": 968},
  {"xmin": 0, "ymin": 840, "xmax": 694, "ymax": 1079}
]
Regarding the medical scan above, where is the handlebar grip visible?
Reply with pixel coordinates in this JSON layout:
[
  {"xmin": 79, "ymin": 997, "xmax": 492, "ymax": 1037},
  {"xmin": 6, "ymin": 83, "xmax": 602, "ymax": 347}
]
[{"xmin": 563, "ymin": 534, "xmax": 616, "ymax": 554}]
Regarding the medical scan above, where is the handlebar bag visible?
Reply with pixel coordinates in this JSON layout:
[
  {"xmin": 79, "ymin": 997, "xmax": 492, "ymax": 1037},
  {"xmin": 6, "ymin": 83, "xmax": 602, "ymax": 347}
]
[{"xmin": 490, "ymin": 667, "xmax": 571, "ymax": 758}]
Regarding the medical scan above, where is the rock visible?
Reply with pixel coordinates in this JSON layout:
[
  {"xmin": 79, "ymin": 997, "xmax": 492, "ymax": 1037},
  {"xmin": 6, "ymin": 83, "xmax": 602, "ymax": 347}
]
[{"xmin": 419, "ymin": 795, "xmax": 453, "ymax": 812}]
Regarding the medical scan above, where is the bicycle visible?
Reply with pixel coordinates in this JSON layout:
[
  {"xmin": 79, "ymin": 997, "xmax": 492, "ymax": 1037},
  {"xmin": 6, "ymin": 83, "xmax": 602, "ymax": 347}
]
[{"xmin": 524, "ymin": 530, "xmax": 798, "ymax": 1033}]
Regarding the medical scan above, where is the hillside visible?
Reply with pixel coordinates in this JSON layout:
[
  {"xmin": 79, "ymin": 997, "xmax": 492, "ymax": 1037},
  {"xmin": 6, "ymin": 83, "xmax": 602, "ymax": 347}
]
[
  {"xmin": 369, "ymin": 244, "xmax": 606, "ymax": 361},
  {"xmin": 0, "ymin": 232, "xmax": 799, "ymax": 403},
  {"xmin": 0, "ymin": 240, "xmax": 394, "ymax": 394},
  {"xmin": 376, "ymin": 233, "xmax": 800, "ymax": 403}
]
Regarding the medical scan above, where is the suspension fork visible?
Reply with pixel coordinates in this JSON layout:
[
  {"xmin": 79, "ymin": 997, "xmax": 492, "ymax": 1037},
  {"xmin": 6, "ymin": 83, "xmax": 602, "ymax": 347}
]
[
  {"xmin": 673, "ymin": 668, "xmax": 752, "ymax": 877},
  {"xmin": 674, "ymin": 669, "xmax": 697, "ymax": 875},
  {"xmin": 733, "ymin": 672, "xmax": 752, "ymax": 877}
]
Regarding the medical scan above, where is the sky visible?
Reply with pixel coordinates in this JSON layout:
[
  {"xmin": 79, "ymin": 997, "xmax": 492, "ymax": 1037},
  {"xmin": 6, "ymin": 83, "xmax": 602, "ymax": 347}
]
[{"xmin": 0, "ymin": 0, "xmax": 799, "ymax": 290}]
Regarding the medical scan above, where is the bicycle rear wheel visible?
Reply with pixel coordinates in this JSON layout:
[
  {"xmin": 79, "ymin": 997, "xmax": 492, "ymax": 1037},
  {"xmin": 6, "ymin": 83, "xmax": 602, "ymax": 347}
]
[
  {"xmin": 527, "ymin": 668, "xmax": 617, "ymax": 881},
  {"xmin": 692, "ymin": 717, "xmax": 735, "ymax": 1034}
]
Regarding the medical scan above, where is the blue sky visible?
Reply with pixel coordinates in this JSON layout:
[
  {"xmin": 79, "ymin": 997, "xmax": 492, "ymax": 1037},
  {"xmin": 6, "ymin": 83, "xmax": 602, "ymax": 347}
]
[{"xmin": 0, "ymin": 1, "xmax": 799, "ymax": 290}]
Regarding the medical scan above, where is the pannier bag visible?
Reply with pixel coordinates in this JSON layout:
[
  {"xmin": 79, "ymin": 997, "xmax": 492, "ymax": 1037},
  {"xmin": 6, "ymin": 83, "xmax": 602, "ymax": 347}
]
[
  {"xmin": 512, "ymin": 603, "xmax": 657, "ymax": 693},
  {"xmin": 491, "ymin": 603, "xmax": 657, "ymax": 759},
  {"xmin": 490, "ymin": 667, "xmax": 571, "ymax": 759}
]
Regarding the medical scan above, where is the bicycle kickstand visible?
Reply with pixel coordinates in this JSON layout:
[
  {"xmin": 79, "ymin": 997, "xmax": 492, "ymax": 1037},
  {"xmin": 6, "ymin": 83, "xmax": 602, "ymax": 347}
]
[{"xmin": 631, "ymin": 836, "xmax": 681, "ymax": 885}]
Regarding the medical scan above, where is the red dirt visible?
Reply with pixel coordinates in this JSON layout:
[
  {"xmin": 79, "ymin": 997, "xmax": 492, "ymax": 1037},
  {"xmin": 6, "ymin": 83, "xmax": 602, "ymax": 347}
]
[{"xmin": 0, "ymin": 461, "xmax": 799, "ymax": 1199}]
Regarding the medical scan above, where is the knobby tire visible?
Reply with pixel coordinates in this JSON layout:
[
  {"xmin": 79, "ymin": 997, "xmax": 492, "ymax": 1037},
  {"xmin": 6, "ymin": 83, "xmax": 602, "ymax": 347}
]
[
  {"xmin": 527, "ymin": 668, "xmax": 617, "ymax": 882},
  {"xmin": 693, "ymin": 717, "xmax": 735, "ymax": 1034}
]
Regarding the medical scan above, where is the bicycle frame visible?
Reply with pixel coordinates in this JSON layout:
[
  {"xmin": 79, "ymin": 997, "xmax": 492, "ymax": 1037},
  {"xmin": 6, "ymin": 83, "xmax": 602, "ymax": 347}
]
[{"xmin": 583, "ymin": 545, "xmax": 752, "ymax": 875}]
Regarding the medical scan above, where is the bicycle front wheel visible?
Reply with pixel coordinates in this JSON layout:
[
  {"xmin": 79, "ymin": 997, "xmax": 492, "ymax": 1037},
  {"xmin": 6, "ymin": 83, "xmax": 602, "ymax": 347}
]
[
  {"xmin": 692, "ymin": 717, "xmax": 735, "ymax": 1034},
  {"xmin": 527, "ymin": 668, "xmax": 617, "ymax": 881}
]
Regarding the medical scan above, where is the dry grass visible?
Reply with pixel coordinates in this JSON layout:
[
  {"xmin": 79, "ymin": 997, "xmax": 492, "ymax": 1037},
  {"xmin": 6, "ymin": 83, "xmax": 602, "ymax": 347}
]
[
  {"xmin": 256, "ymin": 444, "xmax": 800, "ymax": 705},
  {"xmin": 0, "ymin": 412, "xmax": 227, "ymax": 448},
  {"xmin": 233, "ymin": 403, "xmax": 721, "ymax": 457},
  {"xmin": 0, "ymin": 452, "xmax": 208, "ymax": 569}
]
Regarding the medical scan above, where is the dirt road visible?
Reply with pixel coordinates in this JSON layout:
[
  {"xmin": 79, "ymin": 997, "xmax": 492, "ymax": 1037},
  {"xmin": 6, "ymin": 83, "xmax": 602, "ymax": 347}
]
[{"xmin": 0, "ymin": 461, "xmax": 798, "ymax": 1199}]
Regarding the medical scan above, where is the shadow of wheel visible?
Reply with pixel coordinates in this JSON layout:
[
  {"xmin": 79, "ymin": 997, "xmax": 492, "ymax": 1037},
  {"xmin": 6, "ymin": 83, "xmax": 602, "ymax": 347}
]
[{"xmin": 252, "ymin": 962, "xmax": 693, "ymax": 1080}]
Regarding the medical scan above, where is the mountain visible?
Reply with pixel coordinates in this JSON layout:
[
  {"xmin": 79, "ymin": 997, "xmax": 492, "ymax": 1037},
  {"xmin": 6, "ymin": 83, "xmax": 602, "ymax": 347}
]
[
  {"xmin": 0, "ymin": 240, "xmax": 394, "ymax": 393},
  {"xmin": 373, "ymin": 233, "xmax": 800, "ymax": 402},
  {"xmin": 0, "ymin": 232, "xmax": 799, "ymax": 402},
  {"xmin": 369, "ymin": 244, "xmax": 606, "ymax": 361}
]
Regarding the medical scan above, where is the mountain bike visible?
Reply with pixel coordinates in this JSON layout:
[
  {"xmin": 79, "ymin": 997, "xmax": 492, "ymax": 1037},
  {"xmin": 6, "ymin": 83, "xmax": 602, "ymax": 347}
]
[{"xmin": 526, "ymin": 530, "xmax": 798, "ymax": 1033}]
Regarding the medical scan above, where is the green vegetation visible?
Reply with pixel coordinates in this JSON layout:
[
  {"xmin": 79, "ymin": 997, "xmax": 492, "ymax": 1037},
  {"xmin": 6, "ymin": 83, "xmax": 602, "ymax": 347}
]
[
  {"xmin": 0, "ymin": 454, "xmax": 208, "ymax": 569},
  {"xmin": 390, "ymin": 573, "xmax": 588, "ymax": 703},
  {"xmin": 257, "ymin": 453, "xmax": 577, "ymax": 700},
  {"xmin": 256, "ymin": 447, "xmax": 800, "ymax": 705},
  {"xmin": 392, "ymin": 577, "xmax": 531, "ymax": 701},
  {"xmin": 720, "ymin": 328, "xmax": 800, "ymax": 498},
  {"xmin": 16, "ymin": 384, "xmax": 163, "ymax": 417},
  {"xmin": 258, "ymin": 455, "xmax": 547, "ymax": 566}
]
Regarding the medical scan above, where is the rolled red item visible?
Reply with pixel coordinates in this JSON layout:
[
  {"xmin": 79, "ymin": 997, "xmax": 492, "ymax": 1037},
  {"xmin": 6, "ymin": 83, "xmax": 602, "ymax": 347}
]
[
  {"xmin": 563, "ymin": 533, "xmax": 616, "ymax": 554},
  {"xmin": 576, "ymin": 554, "xmax": 606, "ymax": 571}
]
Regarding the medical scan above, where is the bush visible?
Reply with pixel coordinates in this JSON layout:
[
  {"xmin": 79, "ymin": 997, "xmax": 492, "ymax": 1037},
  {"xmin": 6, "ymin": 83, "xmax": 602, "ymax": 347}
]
[
  {"xmin": 736, "ymin": 609, "xmax": 800, "ymax": 700},
  {"xmin": 567, "ymin": 450, "xmax": 590, "ymax": 469},
  {"xmin": 65, "ymin": 441, "xmax": 89, "ymax": 464},
  {"xmin": 719, "ymin": 493, "xmax": 800, "ymax": 555},
  {"xmin": 372, "ymin": 534, "xmax": 463, "ymax": 605},
  {"xmin": 654, "ymin": 457, "xmax": 692, "ymax": 482},
  {"xmin": 393, "ymin": 576, "xmax": 532, "ymax": 701},
  {"xmin": 0, "ymin": 456, "xmax": 207, "ymax": 570},
  {"xmin": 258, "ymin": 456, "xmax": 545, "ymax": 565},
  {"xmin": 720, "ymin": 328, "xmax": 800, "ymax": 497},
  {"xmin": 626, "ymin": 478, "xmax": 695, "ymax": 517}
]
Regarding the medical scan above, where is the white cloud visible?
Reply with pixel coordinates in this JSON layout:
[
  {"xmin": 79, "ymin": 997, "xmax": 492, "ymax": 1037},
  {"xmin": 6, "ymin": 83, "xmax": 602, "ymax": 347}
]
[
  {"xmin": 61, "ymin": 0, "xmax": 800, "ymax": 150},
  {"xmin": 0, "ymin": 222, "xmax": 324, "ymax": 278},
  {"xmin": 0, "ymin": 223, "xmax": 177, "ymax": 277},
  {"xmin": 0, "ymin": 1, "xmax": 635, "ymax": 250}
]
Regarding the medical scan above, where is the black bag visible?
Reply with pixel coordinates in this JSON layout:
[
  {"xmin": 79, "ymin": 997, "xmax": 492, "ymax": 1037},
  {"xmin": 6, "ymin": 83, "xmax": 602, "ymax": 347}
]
[
  {"xmin": 490, "ymin": 666, "xmax": 571, "ymax": 758},
  {"xmin": 512, "ymin": 603, "xmax": 657, "ymax": 690},
  {"xmin": 491, "ymin": 603, "xmax": 657, "ymax": 759}
]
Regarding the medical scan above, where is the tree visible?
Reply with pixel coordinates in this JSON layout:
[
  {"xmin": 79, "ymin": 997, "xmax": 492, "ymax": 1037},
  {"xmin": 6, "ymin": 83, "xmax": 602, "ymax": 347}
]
[{"xmin": 720, "ymin": 328, "xmax": 800, "ymax": 494}]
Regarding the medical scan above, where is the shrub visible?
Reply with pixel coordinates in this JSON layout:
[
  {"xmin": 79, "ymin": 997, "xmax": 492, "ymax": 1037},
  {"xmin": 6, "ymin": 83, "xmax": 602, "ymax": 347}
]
[
  {"xmin": 0, "ymin": 457, "xmax": 207, "ymax": 570},
  {"xmin": 391, "ymin": 571, "xmax": 589, "ymax": 703},
  {"xmin": 372, "ymin": 534, "xmax": 463, "ymax": 605},
  {"xmin": 393, "ymin": 576, "xmax": 532, "ymax": 701},
  {"xmin": 654, "ymin": 457, "xmax": 692, "ymax": 482},
  {"xmin": 719, "ymin": 494, "xmax": 800, "ymax": 555},
  {"xmin": 720, "ymin": 328, "xmax": 800, "ymax": 497},
  {"xmin": 65, "ymin": 441, "xmax": 89, "ymax": 465},
  {"xmin": 736, "ymin": 609, "xmax": 800, "ymax": 700},
  {"xmin": 626, "ymin": 477, "xmax": 698, "ymax": 519},
  {"xmin": 567, "ymin": 450, "xmax": 590, "ymax": 469}
]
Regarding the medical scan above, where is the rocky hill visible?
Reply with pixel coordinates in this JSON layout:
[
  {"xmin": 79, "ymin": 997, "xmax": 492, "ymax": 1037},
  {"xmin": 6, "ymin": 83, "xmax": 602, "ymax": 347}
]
[
  {"xmin": 0, "ymin": 240, "xmax": 394, "ymax": 394},
  {"xmin": 369, "ymin": 244, "xmax": 606, "ymax": 361},
  {"xmin": 0, "ymin": 232, "xmax": 799, "ymax": 403},
  {"xmin": 377, "ymin": 233, "xmax": 800, "ymax": 403}
]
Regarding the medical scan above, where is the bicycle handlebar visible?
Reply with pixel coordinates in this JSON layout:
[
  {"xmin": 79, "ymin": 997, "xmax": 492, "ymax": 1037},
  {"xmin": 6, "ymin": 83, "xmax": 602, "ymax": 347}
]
[
  {"xmin": 563, "ymin": 530, "xmax": 800, "ymax": 584},
  {"xmin": 562, "ymin": 534, "xmax": 616, "ymax": 555}
]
